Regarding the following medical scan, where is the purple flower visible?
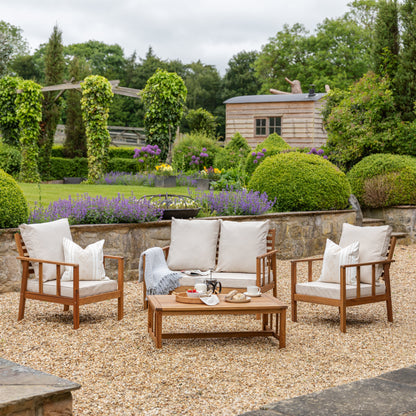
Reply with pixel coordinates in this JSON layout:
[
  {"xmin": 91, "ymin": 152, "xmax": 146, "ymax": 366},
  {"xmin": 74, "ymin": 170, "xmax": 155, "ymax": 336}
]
[
  {"xmin": 323, "ymin": 155, "xmax": 328, "ymax": 159},
  {"xmin": 257, "ymin": 152, "xmax": 264, "ymax": 157},
  {"xmin": 251, "ymin": 152, "xmax": 256, "ymax": 157},
  {"xmin": 317, "ymin": 149, "xmax": 324, "ymax": 155},
  {"xmin": 262, "ymin": 148, "xmax": 267, "ymax": 153},
  {"xmin": 311, "ymin": 148, "xmax": 317, "ymax": 153},
  {"xmin": 253, "ymin": 159, "xmax": 258, "ymax": 164}
]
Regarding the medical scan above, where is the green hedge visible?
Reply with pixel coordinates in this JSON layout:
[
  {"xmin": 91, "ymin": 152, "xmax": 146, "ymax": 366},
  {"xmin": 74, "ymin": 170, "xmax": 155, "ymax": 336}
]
[
  {"xmin": 248, "ymin": 152, "xmax": 351, "ymax": 212},
  {"xmin": 51, "ymin": 145, "xmax": 137, "ymax": 159},
  {"xmin": 347, "ymin": 153, "xmax": 416, "ymax": 207},
  {"xmin": 50, "ymin": 157, "xmax": 88, "ymax": 179},
  {"xmin": 107, "ymin": 158, "xmax": 139, "ymax": 173}
]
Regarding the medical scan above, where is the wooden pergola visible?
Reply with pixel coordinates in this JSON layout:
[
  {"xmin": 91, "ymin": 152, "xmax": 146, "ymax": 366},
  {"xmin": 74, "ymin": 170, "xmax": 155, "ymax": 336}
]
[{"xmin": 18, "ymin": 79, "xmax": 142, "ymax": 98}]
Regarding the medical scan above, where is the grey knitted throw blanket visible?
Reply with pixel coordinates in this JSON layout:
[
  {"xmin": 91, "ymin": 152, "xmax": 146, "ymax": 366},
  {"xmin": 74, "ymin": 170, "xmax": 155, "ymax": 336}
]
[{"xmin": 139, "ymin": 247, "xmax": 181, "ymax": 296}]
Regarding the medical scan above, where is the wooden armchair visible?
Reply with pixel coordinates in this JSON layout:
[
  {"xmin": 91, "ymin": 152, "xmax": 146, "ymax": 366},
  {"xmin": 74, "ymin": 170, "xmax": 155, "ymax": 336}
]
[
  {"xmin": 142, "ymin": 228, "xmax": 277, "ymax": 309},
  {"xmin": 291, "ymin": 235, "xmax": 396, "ymax": 333},
  {"xmin": 15, "ymin": 233, "xmax": 124, "ymax": 329}
]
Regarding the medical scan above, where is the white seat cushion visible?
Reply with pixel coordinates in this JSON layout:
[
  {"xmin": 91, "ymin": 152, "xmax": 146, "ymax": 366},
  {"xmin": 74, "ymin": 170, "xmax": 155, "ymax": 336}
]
[
  {"xmin": 26, "ymin": 278, "xmax": 118, "ymax": 298},
  {"xmin": 19, "ymin": 218, "xmax": 72, "ymax": 282},
  {"xmin": 216, "ymin": 220, "xmax": 270, "ymax": 273},
  {"xmin": 167, "ymin": 218, "xmax": 220, "ymax": 271},
  {"xmin": 179, "ymin": 272, "xmax": 257, "ymax": 288},
  {"xmin": 296, "ymin": 281, "xmax": 386, "ymax": 300},
  {"xmin": 339, "ymin": 223, "xmax": 392, "ymax": 284}
]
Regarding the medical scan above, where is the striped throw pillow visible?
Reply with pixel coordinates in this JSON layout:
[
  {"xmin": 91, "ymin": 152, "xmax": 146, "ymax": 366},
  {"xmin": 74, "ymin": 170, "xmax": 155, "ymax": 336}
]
[
  {"xmin": 62, "ymin": 238, "xmax": 106, "ymax": 281},
  {"xmin": 318, "ymin": 239, "xmax": 360, "ymax": 285}
]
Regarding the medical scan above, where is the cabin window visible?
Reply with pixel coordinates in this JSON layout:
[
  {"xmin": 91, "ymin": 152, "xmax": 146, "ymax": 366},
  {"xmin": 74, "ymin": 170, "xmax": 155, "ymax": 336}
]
[
  {"xmin": 269, "ymin": 117, "xmax": 281, "ymax": 135},
  {"xmin": 255, "ymin": 117, "xmax": 282, "ymax": 136},
  {"xmin": 255, "ymin": 119, "xmax": 266, "ymax": 136}
]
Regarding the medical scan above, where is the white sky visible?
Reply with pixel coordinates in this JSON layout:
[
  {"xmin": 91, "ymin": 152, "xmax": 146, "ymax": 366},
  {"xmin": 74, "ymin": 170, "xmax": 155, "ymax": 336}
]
[{"xmin": 1, "ymin": 0, "xmax": 352, "ymax": 74}]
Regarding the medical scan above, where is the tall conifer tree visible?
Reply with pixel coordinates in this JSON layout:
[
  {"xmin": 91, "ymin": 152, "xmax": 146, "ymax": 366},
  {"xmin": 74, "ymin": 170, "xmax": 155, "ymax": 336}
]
[
  {"xmin": 395, "ymin": 0, "xmax": 416, "ymax": 121},
  {"xmin": 39, "ymin": 25, "xmax": 65, "ymax": 178},
  {"xmin": 373, "ymin": 0, "xmax": 399, "ymax": 79}
]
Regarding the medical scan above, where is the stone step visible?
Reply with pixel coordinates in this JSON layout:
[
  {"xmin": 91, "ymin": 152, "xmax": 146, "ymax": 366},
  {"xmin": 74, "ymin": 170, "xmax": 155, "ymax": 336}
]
[{"xmin": 362, "ymin": 217, "xmax": 386, "ymax": 226}]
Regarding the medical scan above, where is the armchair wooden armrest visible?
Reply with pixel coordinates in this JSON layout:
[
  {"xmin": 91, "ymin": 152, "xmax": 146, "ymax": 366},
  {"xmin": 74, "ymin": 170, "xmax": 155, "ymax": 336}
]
[{"xmin": 256, "ymin": 249, "xmax": 279, "ymax": 296}]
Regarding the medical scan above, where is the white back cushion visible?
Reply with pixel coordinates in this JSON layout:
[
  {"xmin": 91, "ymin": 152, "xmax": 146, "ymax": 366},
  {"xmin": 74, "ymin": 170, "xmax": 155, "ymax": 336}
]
[
  {"xmin": 339, "ymin": 223, "xmax": 392, "ymax": 284},
  {"xmin": 318, "ymin": 239, "xmax": 359, "ymax": 285},
  {"xmin": 19, "ymin": 218, "xmax": 72, "ymax": 281},
  {"xmin": 62, "ymin": 238, "xmax": 106, "ymax": 281},
  {"xmin": 216, "ymin": 220, "xmax": 270, "ymax": 273},
  {"xmin": 167, "ymin": 219, "xmax": 220, "ymax": 271}
]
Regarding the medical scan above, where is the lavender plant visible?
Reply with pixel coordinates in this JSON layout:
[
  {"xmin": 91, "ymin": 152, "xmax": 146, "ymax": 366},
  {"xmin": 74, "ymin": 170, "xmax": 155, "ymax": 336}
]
[
  {"xmin": 194, "ymin": 188, "xmax": 275, "ymax": 216},
  {"xmin": 95, "ymin": 171, "xmax": 155, "ymax": 186},
  {"xmin": 28, "ymin": 193, "xmax": 163, "ymax": 225}
]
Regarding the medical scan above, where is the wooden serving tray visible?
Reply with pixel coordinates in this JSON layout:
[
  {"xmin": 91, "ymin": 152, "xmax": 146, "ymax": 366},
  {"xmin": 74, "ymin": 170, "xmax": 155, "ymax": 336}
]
[{"xmin": 175, "ymin": 292, "xmax": 204, "ymax": 304}]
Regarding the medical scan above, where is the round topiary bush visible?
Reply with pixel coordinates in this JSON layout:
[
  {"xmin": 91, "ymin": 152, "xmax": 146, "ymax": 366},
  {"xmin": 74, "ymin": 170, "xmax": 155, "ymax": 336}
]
[
  {"xmin": 248, "ymin": 152, "xmax": 351, "ymax": 212},
  {"xmin": 245, "ymin": 133, "xmax": 292, "ymax": 176},
  {"xmin": 347, "ymin": 153, "xmax": 416, "ymax": 208},
  {"xmin": 0, "ymin": 169, "xmax": 28, "ymax": 228}
]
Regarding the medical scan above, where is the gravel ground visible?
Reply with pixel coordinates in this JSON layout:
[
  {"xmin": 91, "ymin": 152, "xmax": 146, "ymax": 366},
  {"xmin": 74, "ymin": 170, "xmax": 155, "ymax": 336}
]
[{"xmin": 1, "ymin": 244, "xmax": 415, "ymax": 416}]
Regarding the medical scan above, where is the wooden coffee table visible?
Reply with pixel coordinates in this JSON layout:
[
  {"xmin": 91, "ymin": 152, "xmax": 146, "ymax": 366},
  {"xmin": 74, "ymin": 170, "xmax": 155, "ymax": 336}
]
[{"xmin": 147, "ymin": 293, "xmax": 287, "ymax": 349}]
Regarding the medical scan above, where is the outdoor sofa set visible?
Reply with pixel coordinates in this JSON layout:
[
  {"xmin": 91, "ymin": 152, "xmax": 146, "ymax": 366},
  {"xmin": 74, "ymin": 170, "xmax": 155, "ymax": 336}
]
[{"xmin": 14, "ymin": 217, "xmax": 396, "ymax": 340}]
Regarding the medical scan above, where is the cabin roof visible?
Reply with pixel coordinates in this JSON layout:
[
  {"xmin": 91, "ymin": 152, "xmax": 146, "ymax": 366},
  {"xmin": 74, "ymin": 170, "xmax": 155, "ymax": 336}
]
[{"xmin": 224, "ymin": 93, "xmax": 327, "ymax": 105}]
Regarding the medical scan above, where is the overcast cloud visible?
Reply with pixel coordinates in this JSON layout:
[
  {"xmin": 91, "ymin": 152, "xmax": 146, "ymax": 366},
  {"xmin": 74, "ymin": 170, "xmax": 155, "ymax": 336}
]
[{"xmin": 1, "ymin": 0, "xmax": 351, "ymax": 74}]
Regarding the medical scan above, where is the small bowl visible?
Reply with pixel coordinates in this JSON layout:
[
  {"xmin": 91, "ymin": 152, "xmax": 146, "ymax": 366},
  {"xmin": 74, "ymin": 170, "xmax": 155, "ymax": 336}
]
[{"xmin": 187, "ymin": 291, "xmax": 201, "ymax": 298}]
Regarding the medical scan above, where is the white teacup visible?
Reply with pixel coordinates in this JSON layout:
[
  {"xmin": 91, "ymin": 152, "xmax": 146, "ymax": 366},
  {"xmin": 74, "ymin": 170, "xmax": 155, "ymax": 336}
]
[
  {"xmin": 195, "ymin": 283, "xmax": 207, "ymax": 294},
  {"xmin": 247, "ymin": 286, "xmax": 261, "ymax": 296}
]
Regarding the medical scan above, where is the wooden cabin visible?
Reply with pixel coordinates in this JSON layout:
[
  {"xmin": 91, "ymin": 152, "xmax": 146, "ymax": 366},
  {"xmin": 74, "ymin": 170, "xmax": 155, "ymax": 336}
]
[{"xmin": 224, "ymin": 93, "xmax": 327, "ymax": 149}]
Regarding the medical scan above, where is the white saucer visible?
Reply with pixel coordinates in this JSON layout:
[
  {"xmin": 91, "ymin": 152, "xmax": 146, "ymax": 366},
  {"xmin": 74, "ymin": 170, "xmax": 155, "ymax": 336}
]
[{"xmin": 244, "ymin": 292, "xmax": 261, "ymax": 297}]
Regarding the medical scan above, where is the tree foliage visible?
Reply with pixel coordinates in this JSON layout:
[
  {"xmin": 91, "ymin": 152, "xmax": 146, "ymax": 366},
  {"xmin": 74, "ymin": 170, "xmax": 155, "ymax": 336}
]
[
  {"xmin": 38, "ymin": 25, "xmax": 65, "ymax": 179},
  {"xmin": 372, "ymin": 0, "xmax": 399, "ymax": 79},
  {"xmin": 142, "ymin": 69, "xmax": 187, "ymax": 160},
  {"xmin": 185, "ymin": 108, "xmax": 217, "ymax": 138},
  {"xmin": 0, "ymin": 76, "xmax": 20, "ymax": 146},
  {"xmin": 80, "ymin": 75, "xmax": 114, "ymax": 183},
  {"xmin": 15, "ymin": 80, "xmax": 43, "ymax": 183},
  {"xmin": 0, "ymin": 21, "xmax": 28, "ymax": 76},
  {"xmin": 324, "ymin": 71, "xmax": 416, "ymax": 170}
]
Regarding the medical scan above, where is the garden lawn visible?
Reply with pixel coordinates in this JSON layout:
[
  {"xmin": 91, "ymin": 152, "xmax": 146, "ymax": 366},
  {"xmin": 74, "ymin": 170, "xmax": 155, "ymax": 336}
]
[{"xmin": 18, "ymin": 183, "xmax": 194, "ymax": 207}]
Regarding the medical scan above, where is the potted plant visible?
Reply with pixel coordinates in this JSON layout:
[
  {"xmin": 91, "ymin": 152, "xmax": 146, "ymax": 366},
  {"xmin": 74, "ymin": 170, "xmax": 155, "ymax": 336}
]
[
  {"xmin": 154, "ymin": 163, "xmax": 177, "ymax": 187},
  {"xmin": 140, "ymin": 194, "xmax": 201, "ymax": 219}
]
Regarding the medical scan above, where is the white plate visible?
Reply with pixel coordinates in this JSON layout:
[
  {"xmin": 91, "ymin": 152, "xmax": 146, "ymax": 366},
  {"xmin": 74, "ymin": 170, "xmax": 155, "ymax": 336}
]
[{"xmin": 244, "ymin": 292, "xmax": 261, "ymax": 297}]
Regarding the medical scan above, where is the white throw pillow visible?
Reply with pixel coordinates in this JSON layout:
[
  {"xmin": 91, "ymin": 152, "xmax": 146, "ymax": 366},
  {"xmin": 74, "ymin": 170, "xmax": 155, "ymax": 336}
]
[
  {"xmin": 339, "ymin": 223, "xmax": 392, "ymax": 284},
  {"xmin": 19, "ymin": 218, "xmax": 72, "ymax": 282},
  {"xmin": 216, "ymin": 220, "xmax": 270, "ymax": 273},
  {"xmin": 62, "ymin": 238, "xmax": 106, "ymax": 281},
  {"xmin": 167, "ymin": 219, "xmax": 220, "ymax": 271},
  {"xmin": 318, "ymin": 239, "xmax": 360, "ymax": 285}
]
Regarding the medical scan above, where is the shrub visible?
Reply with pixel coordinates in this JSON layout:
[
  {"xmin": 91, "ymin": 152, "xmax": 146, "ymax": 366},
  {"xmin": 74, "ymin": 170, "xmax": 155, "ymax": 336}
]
[
  {"xmin": 28, "ymin": 193, "xmax": 162, "ymax": 225},
  {"xmin": 248, "ymin": 152, "xmax": 351, "ymax": 212},
  {"xmin": 50, "ymin": 157, "xmax": 88, "ymax": 179},
  {"xmin": 185, "ymin": 108, "xmax": 217, "ymax": 138},
  {"xmin": 0, "ymin": 143, "xmax": 21, "ymax": 176},
  {"xmin": 0, "ymin": 169, "xmax": 28, "ymax": 228},
  {"xmin": 172, "ymin": 132, "xmax": 219, "ymax": 171},
  {"xmin": 347, "ymin": 153, "xmax": 416, "ymax": 207},
  {"xmin": 51, "ymin": 145, "xmax": 65, "ymax": 158},
  {"xmin": 214, "ymin": 132, "xmax": 251, "ymax": 170},
  {"xmin": 0, "ymin": 76, "xmax": 20, "ymax": 147},
  {"xmin": 245, "ymin": 133, "xmax": 291, "ymax": 176},
  {"xmin": 194, "ymin": 188, "xmax": 275, "ymax": 216}
]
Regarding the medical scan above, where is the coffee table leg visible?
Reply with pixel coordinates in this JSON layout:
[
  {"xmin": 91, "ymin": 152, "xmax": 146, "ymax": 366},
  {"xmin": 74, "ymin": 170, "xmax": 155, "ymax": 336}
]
[
  {"xmin": 155, "ymin": 310, "xmax": 162, "ymax": 348},
  {"xmin": 262, "ymin": 313, "xmax": 269, "ymax": 330},
  {"xmin": 148, "ymin": 302, "xmax": 153, "ymax": 334},
  {"xmin": 278, "ymin": 309, "xmax": 286, "ymax": 349}
]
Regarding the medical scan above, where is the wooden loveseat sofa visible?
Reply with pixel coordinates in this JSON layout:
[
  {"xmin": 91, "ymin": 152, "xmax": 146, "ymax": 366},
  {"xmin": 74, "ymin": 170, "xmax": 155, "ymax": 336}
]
[{"xmin": 141, "ymin": 218, "xmax": 278, "ymax": 308}]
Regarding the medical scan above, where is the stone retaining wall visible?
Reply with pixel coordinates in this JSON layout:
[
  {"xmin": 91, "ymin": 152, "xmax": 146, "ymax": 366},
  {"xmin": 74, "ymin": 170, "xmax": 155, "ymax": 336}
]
[
  {"xmin": 363, "ymin": 206, "xmax": 416, "ymax": 244},
  {"xmin": 0, "ymin": 210, "xmax": 355, "ymax": 293}
]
